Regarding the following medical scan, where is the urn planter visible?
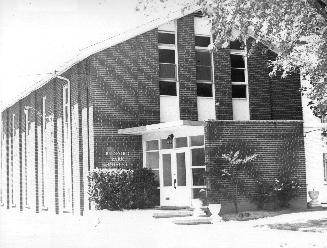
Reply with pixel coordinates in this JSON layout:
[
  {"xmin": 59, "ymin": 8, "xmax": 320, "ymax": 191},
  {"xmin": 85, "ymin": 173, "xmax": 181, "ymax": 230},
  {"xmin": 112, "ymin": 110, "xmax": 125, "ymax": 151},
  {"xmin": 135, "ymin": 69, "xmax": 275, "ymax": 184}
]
[{"xmin": 208, "ymin": 203, "xmax": 222, "ymax": 223}]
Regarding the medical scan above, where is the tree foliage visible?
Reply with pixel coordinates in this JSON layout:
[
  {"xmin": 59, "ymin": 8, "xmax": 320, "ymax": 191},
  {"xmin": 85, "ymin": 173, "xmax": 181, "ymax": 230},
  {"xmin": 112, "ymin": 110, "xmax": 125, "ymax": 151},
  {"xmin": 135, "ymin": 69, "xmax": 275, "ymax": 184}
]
[
  {"xmin": 139, "ymin": 0, "xmax": 327, "ymax": 117},
  {"xmin": 206, "ymin": 141, "xmax": 258, "ymax": 213}
]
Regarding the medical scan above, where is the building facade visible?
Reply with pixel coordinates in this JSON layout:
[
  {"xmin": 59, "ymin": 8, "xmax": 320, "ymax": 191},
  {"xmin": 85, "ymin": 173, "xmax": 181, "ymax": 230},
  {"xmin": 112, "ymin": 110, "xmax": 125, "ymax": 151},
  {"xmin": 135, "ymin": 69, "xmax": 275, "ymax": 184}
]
[{"xmin": 0, "ymin": 12, "xmax": 308, "ymax": 215}]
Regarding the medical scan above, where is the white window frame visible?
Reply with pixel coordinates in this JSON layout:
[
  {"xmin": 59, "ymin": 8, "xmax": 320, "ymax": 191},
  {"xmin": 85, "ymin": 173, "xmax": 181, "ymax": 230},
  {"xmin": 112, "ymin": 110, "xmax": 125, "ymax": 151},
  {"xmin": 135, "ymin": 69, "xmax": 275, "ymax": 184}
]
[
  {"xmin": 24, "ymin": 109, "xmax": 29, "ymax": 208},
  {"xmin": 230, "ymin": 48, "xmax": 249, "ymax": 100},
  {"xmin": 41, "ymin": 96, "xmax": 47, "ymax": 209},
  {"xmin": 323, "ymin": 153, "xmax": 327, "ymax": 182},
  {"xmin": 143, "ymin": 135, "xmax": 206, "ymax": 198},
  {"xmin": 158, "ymin": 21, "xmax": 179, "ymax": 95}
]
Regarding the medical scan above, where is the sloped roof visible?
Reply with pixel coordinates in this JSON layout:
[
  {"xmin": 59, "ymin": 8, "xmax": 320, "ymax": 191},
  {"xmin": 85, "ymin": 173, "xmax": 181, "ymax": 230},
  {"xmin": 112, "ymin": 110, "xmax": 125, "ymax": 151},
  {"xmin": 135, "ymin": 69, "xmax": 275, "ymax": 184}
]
[{"xmin": 3, "ymin": 5, "xmax": 200, "ymax": 110}]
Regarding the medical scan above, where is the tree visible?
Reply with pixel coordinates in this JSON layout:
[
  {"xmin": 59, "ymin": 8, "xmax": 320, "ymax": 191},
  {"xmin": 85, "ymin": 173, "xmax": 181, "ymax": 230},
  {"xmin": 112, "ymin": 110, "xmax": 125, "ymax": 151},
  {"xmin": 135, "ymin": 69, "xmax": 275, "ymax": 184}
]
[
  {"xmin": 138, "ymin": 0, "xmax": 327, "ymax": 118},
  {"xmin": 207, "ymin": 141, "xmax": 258, "ymax": 213}
]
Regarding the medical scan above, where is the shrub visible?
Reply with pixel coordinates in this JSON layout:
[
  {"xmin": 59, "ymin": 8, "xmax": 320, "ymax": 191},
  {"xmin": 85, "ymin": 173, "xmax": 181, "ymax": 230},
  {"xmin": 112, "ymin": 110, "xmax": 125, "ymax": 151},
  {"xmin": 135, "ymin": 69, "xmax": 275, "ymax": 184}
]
[
  {"xmin": 252, "ymin": 165, "xmax": 302, "ymax": 210},
  {"xmin": 88, "ymin": 168, "xmax": 159, "ymax": 210},
  {"xmin": 273, "ymin": 165, "xmax": 302, "ymax": 208}
]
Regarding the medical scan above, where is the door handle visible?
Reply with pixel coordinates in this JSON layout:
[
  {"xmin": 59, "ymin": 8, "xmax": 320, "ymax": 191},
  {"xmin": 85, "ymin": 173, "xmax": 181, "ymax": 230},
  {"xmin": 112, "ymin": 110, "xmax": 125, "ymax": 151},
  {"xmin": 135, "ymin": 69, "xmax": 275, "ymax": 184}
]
[{"xmin": 174, "ymin": 179, "xmax": 177, "ymax": 189}]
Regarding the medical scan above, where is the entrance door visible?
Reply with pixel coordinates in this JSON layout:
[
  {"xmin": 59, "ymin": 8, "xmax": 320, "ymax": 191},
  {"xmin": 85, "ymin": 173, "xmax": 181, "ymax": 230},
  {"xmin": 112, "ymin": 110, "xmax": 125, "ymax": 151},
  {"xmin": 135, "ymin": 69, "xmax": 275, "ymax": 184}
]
[{"xmin": 160, "ymin": 150, "xmax": 190, "ymax": 206}]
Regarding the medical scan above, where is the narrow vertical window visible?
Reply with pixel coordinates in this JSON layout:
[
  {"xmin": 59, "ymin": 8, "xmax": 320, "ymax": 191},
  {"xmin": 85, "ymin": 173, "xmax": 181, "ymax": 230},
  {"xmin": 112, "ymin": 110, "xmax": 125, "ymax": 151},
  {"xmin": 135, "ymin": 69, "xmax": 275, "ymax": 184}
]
[
  {"xmin": 41, "ymin": 97, "xmax": 46, "ymax": 208},
  {"xmin": 11, "ymin": 114, "xmax": 15, "ymax": 207},
  {"xmin": 63, "ymin": 85, "xmax": 72, "ymax": 211},
  {"xmin": 230, "ymin": 40, "xmax": 250, "ymax": 120},
  {"xmin": 323, "ymin": 153, "xmax": 327, "ymax": 182},
  {"xmin": 158, "ymin": 21, "xmax": 177, "ymax": 95},
  {"xmin": 158, "ymin": 21, "xmax": 180, "ymax": 122},
  {"xmin": 24, "ymin": 109, "xmax": 29, "ymax": 207},
  {"xmin": 194, "ymin": 16, "xmax": 215, "ymax": 121}
]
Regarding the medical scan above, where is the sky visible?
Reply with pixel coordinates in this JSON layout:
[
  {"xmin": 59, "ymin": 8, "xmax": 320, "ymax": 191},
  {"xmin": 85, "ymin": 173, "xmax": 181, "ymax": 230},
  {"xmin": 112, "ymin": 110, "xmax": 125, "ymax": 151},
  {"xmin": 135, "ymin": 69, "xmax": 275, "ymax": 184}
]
[{"xmin": 0, "ymin": 0, "xmax": 189, "ymax": 111}]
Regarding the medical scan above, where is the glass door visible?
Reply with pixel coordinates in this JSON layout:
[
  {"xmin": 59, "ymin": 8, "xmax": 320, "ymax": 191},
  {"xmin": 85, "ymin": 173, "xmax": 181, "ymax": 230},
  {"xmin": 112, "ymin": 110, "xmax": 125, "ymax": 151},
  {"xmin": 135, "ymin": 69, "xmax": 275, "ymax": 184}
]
[{"xmin": 160, "ymin": 150, "xmax": 190, "ymax": 206}]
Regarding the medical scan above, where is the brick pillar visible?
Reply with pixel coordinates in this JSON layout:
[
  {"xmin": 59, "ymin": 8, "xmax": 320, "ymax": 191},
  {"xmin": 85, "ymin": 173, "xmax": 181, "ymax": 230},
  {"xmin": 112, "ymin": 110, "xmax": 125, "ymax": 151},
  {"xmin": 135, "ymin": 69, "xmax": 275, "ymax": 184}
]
[
  {"xmin": 213, "ymin": 49, "xmax": 233, "ymax": 120},
  {"xmin": 177, "ymin": 14, "xmax": 198, "ymax": 121},
  {"xmin": 247, "ymin": 39, "xmax": 272, "ymax": 120}
]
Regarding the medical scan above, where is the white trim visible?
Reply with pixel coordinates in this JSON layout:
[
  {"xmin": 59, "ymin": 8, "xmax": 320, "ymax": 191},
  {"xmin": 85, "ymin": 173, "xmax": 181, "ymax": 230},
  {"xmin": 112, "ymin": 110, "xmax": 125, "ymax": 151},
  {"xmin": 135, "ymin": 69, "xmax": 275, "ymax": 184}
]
[{"xmin": 118, "ymin": 120, "xmax": 204, "ymax": 135}]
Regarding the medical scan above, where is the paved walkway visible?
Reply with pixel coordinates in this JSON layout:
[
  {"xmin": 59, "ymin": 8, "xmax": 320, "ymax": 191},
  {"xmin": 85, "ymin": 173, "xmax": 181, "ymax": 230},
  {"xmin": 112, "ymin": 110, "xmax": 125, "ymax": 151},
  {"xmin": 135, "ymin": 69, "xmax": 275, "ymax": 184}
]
[{"xmin": 0, "ymin": 209, "xmax": 326, "ymax": 248}]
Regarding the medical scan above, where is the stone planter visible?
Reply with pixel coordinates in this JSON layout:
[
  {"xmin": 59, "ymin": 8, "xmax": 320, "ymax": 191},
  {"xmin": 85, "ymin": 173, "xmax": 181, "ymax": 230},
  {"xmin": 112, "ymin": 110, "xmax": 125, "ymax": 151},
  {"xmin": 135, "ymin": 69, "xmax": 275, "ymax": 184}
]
[
  {"xmin": 208, "ymin": 203, "xmax": 222, "ymax": 223},
  {"xmin": 308, "ymin": 190, "xmax": 321, "ymax": 208},
  {"xmin": 191, "ymin": 199, "xmax": 206, "ymax": 217}
]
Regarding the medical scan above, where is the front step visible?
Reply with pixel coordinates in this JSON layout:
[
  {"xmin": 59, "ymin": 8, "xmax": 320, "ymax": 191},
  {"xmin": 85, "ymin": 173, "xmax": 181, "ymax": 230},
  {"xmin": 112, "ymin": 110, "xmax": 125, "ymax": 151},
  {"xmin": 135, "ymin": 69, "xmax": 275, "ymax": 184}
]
[
  {"xmin": 154, "ymin": 206, "xmax": 191, "ymax": 211},
  {"xmin": 152, "ymin": 210, "xmax": 193, "ymax": 218},
  {"xmin": 173, "ymin": 217, "xmax": 212, "ymax": 225}
]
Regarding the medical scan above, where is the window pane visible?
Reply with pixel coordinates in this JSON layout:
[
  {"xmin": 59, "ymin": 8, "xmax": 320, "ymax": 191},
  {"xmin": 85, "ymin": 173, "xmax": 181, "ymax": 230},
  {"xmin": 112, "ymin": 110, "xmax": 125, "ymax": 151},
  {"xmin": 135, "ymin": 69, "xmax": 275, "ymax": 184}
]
[
  {"xmin": 190, "ymin": 135, "xmax": 204, "ymax": 147},
  {"xmin": 231, "ymin": 68, "xmax": 245, "ymax": 82},
  {"xmin": 196, "ymin": 66, "xmax": 212, "ymax": 81},
  {"xmin": 230, "ymin": 40, "xmax": 245, "ymax": 50},
  {"xmin": 192, "ymin": 148, "xmax": 205, "ymax": 167},
  {"xmin": 158, "ymin": 32, "xmax": 175, "ymax": 44},
  {"xmin": 159, "ymin": 63, "xmax": 176, "ymax": 79},
  {"xmin": 232, "ymin": 84, "xmax": 247, "ymax": 98},
  {"xmin": 176, "ymin": 137, "xmax": 187, "ymax": 148},
  {"xmin": 163, "ymin": 154, "xmax": 172, "ymax": 186},
  {"xmin": 161, "ymin": 139, "xmax": 173, "ymax": 149},
  {"xmin": 230, "ymin": 54, "xmax": 245, "ymax": 68},
  {"xmin": 146, "ymin": 140, "xmax": 158, "ymax": 151},
  {"xmin": 192, "ymin": 168, "xmax": 205, "ymax": 186},
  {"xmin": 197, "ymin": 83, "xmax": 212, "ymax": 97},
  {"xmin": 159, "ymin": 49, "xmax": 175, "ymax": 63},
  {"xmin": 196, "ymin": 51, "xmax": 211, "ymax": 66},
  {"xmin": 159, "ymin": 81, "xmax": 177, "ymax": 96},
  {"xmin": 195, "ymin": 36, "xmax": 210, "ymax": 47},
  {"xmin": 146, "ymin": 152, "xmax": 159, "ymax": 169},
  {"xmin": 176, "ymin": 153, "xmax": 186, "ymax": 186}
]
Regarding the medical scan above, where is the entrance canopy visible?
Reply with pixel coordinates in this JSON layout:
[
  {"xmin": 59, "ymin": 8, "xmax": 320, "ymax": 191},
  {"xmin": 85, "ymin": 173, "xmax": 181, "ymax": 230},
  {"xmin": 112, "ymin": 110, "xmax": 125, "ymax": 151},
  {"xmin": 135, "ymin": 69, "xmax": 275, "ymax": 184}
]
[{"xmin": 118, "ymin": 120, "xmax": 204, "ymax": 135}]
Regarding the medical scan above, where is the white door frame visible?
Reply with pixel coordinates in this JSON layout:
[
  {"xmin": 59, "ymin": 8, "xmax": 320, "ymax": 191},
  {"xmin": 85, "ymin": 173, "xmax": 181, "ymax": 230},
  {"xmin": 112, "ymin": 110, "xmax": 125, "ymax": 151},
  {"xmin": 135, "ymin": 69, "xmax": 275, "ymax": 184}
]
[{"xmin": 159, "ymin": 148, "xmax": 191, "ymax": 206}]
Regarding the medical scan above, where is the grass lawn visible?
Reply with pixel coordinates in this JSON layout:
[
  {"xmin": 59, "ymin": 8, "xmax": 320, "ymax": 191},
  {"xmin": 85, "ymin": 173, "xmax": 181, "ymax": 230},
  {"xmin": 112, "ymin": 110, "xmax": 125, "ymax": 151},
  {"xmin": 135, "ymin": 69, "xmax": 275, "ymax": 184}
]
[{"xmin": 0, "ymin": 208, "xmax": 326, "ymax": 248}]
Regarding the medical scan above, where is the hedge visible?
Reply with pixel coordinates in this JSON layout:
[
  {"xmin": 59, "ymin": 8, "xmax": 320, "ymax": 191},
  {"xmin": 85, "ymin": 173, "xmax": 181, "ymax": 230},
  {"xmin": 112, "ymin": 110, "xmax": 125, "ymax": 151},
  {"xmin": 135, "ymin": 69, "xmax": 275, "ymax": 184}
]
[{"xmin": 88, "ymin": 168, "xmax": 159, "ymax": 210}]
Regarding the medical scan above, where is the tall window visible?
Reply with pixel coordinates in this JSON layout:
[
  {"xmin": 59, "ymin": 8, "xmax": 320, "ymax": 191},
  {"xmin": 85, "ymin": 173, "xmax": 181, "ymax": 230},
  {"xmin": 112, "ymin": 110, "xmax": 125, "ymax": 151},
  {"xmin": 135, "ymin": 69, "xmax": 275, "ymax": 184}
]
[
  {"xmin": 194, "ymin": 16, "xmax": 215, "ymax": 121},
  {"xmin": 230, "ymin": 40, "xmax": 247, "ymax": 99},
  {"xmin": 195, "ymin": 35, "xmax": 212, "ymax": 97},
  {"xmin": 24, "ymin": 109, "xmax": 29, "ymax": 207},
  {"xmin": 41, "ymin": 97, "xmax": 46, "ymax": 208},
  {"xmin": 158, "ymin": 21, "xmax": 177, "ymax": 96},
  {"xmin": 323, "ymin": 153, "xmax": 327, "ymax": 182},
  {"xmin": 230, "ymin": 40, "xmax": 250, "ymax": 120},
  {"xmin": 11, "ymin": 114, "xmax": 15, "ymax": 207}
]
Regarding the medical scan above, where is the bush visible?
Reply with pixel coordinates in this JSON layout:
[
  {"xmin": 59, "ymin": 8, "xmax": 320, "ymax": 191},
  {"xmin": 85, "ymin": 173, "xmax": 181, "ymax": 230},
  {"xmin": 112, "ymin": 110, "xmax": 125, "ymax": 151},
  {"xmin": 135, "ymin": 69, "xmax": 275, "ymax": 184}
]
[
  {"xmin": 252, "ymin": 165, "xmax": 302, "ymax": 210},
  {"xmin": 88, "ymin": 168, "xmax": 159, "ymax": 210}
]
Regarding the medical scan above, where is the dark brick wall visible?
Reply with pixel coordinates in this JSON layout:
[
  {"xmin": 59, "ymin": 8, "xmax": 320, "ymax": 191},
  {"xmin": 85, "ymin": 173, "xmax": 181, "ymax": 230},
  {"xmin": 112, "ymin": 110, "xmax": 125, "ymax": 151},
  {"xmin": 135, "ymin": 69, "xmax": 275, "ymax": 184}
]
[
  {"xmin": 205, "ymin": 120, "xmax": 307, "ymax": 213},
  {"xmin": 177, "ymin": 14, "xmax": 198, "ymax": 121},
  {"xmin": 247, "ymin": 39, "xmax": 303, "ymax": 120},
  {"xmin": 88, "ymin": 29, "xmax": 159, "ymax": 169},
  {"xmin": 247, "ymin": 40, "xmax": 273, "ymax": 120}
]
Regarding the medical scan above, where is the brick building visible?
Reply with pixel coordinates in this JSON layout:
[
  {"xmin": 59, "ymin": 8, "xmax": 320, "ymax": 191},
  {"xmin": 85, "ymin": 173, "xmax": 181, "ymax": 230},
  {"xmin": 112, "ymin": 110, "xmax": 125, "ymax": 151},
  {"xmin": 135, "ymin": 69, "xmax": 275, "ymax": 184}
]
[{"xmin": 0, "ymin": 10, "xmax": 307, "ymax": 215}]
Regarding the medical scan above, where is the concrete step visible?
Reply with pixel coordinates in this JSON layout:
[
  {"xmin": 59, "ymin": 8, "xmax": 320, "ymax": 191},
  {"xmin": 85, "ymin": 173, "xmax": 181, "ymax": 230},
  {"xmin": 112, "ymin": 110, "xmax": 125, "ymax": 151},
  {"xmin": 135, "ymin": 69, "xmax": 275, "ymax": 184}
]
[
  {"xmin": 173, "ymin": 217, "xmax": 212, "ymax": 225},
  {"xmin": 154, "ymin": 206, "xmax": 192, "ymax": 211},
  {"xmin": 152, "ymin": 210, "xmax": 193, "ymax": 219}
]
